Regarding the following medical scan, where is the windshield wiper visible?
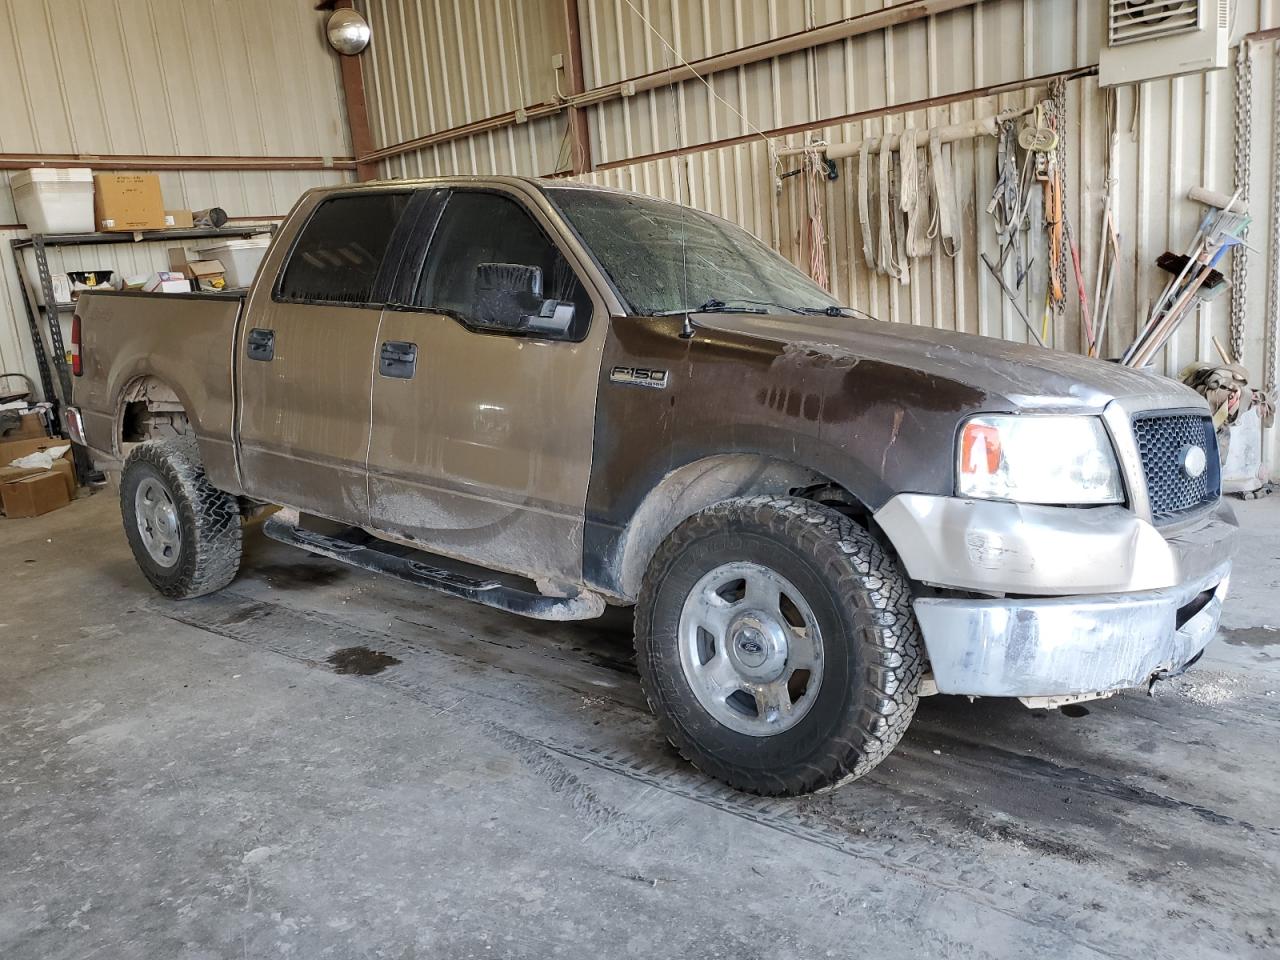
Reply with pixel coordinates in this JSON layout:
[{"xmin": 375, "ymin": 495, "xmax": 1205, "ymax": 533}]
[
  {"xmin": 654, "ymin": 297, "xmax": 800, "ymax": 316},
  {"xmin": 796, "ymin": 304, "xmax": 875, "ymax": 320}
]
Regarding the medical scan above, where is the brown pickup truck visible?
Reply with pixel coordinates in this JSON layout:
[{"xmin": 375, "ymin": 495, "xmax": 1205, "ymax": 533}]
[{"xmin": 69, "ymin": 176, "xmax": 1236, "ymax": 795}]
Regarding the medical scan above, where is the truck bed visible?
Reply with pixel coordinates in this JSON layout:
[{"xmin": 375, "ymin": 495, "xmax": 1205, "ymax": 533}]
[{"xmin": 73, "ymin": 289, "xmax": 245, "ymax": 486}]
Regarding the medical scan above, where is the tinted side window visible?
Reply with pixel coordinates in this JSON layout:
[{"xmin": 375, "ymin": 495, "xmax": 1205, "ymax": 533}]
[
  {"xmin": 278, "ymin": 193, "xmax": 412, "ymax": 305},
  {"xmin": 414, "ymin": 191, "xmax": 592, "ymax": 339}
]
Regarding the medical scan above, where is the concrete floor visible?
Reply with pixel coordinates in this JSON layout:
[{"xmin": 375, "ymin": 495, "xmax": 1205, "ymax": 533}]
[{"xmin": 2, "ymin": 492, "xmax": 1278, "ymax": 960}]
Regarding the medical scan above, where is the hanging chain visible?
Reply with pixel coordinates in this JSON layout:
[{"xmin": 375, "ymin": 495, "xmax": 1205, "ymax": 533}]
[
  {"xmin": 1048, "ymin": 77, "xmax": 1070, "ymax": 321},
  {"xmin": 1265, "ymin": 40, "xmax": 1279, "ymax": 395},
  {"xmin": 1230, "ymin": 40, "xmax": 1253, "ymax": 364}
]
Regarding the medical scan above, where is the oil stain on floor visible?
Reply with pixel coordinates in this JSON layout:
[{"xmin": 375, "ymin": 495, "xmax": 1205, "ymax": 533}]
[
  {"xmin": 326, "ymin": 646, "xmax": 402, "ymax": 675},
  {"xmin": 251, "ymin": 560, "xmax": 350, "ymax": 590},
  {"xmin": 1219, "ymin": 625, "xmax": 1280, "ymax": 647}
]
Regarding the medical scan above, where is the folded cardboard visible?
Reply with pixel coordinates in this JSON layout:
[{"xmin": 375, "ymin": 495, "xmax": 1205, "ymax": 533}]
[
  {"xmin": 94, "ymin": 173, "xmax": 166, "ymax": 231},
  {"xmin": 0, "ymin": 471, "xmax": 69, "ymax": 517},
  {"xmin": 1, "ymin": 412, "xmax": 48, "ymax": 441},
  {"xmin": 164, "ymin": 209, "xmax": 195, "ymax": 228}
]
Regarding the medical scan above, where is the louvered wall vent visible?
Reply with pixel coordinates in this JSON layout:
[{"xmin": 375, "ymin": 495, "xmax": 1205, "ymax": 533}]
[
  {"xmin": 1108, "ymin": 0, "xmax": 1202, "ymax": 47},
  {"xmin": 1099, "ymin": 0, "xmax": 1229, "ymax": 86}
]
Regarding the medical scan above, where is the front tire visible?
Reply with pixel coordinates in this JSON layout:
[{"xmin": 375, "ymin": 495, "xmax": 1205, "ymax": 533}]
[
  {"xmin": 634, "ymin": 496, "xmax": 922, "ymax": 795},
  {"xmin": 120, "ymin": 436, "xmax": 242, "ymax": 599}
]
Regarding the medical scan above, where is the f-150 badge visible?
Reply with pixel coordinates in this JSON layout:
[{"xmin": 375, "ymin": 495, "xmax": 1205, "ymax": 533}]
[{"xmin": 610, "ymin": 366, "xmax": 668, "ymax": 389}]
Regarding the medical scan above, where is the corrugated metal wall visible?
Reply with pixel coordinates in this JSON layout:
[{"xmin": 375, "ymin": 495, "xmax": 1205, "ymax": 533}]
[
  {"xmin": 358, "ymin": 0, "xmax": 573, "ymax": 177},
  {"xmin": 0, "ymin": 0, "xmax": 352, "ymax": 394},
  {"xmin": 357, "ymin": 0, "xmax": 1279, "ymax": 467}
]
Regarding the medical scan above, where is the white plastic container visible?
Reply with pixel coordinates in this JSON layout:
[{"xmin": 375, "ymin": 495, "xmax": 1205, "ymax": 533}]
[
  {"xmin": 11, "ymin": 168, "xmax": 95, "ymax": 234},
  {"xmin": 1222, "ymin": 405, "xmax": 1265, "ymax": 495},
  {"xmin": 195, "ymin": 236, "xmax": 271, "ymax": 288}
]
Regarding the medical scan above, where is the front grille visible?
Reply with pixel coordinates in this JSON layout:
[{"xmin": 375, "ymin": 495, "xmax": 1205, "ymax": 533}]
[{"xmin": 1132, "ymin": 413, "xmax": 1220, "ymax": 523}]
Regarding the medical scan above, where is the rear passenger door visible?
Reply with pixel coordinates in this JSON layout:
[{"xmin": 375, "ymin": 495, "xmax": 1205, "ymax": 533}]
[
  {"xmin": 365, "ymin": 186, "xmax": 609, "ymax": 585},
  {"xmin": 237, "ymin": 189, "xmax": 415, "ymax": 522}
]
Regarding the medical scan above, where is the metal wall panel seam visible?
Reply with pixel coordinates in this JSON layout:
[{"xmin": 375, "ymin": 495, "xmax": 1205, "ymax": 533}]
[
  {"xmin": 395, "ymin": 0, "xmax": 419, "ymax": 149},
  {"xmin": 76, "ymin": 1, "xmax": 114, "ymax": 154},
  {"xmin": 9, "ymin": 1, "xmax": 43, "ymax": 152},
  {"xmin": 144, "ymin": 1, "xmax": 181, "ymax": 153},
  {"xmin": 176, "ymin": 1, "xmax": 212, "ymax": 209},
  {"xmin": 41, "ymin": 1, "xmax": 78, "ymax": 154}
]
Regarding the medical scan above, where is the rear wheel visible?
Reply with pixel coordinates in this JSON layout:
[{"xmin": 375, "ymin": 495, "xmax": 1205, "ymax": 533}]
[
  {"xmin": 120, "ymin": 436, "xmax": 242, "ymax": 599},
  {"xmin": 634, "ymin": 495, "xmax": 922, "ymax": 795}
]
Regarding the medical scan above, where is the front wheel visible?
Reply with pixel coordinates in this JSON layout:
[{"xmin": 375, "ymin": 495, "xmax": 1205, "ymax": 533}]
[
  {"xmin": 634, "ymin": 496, "xmax": 923, "ymax": 795},
  {"xmin": 120, "ymin": 436, "xmax": 242, "ymax": 599}
]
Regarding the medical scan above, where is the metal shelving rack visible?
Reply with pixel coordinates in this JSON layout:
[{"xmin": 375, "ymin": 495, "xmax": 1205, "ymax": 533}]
[{"xmin": 9, "ymin": 225, "xmax": 276, "ymax": 481}]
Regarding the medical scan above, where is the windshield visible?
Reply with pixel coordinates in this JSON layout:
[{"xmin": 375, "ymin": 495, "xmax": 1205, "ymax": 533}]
[{"xmin": 544, "ymin": 187, "xmax": 841, "ymax": 316}]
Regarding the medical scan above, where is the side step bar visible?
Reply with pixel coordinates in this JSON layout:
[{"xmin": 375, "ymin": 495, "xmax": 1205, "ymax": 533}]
[{"xmin": 262, "ymin": 513, "xmax": 606, "ymax": 622}]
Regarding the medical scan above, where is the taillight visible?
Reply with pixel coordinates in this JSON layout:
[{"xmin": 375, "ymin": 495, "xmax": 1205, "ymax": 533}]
[{"xmin": 71, "ymin": 313, "xmax": 82, "ymax": 376}]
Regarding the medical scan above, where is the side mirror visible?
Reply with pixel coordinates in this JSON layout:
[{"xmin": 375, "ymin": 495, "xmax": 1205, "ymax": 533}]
[{"xmin": 474, "ymin": 262, "xmax": 575, "ymax": 336}]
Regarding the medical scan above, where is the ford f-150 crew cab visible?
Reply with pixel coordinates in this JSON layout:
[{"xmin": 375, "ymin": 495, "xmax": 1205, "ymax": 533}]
[{"xmin": 68, "ymin": 176, "xmax": 1237, "ymax": 795}]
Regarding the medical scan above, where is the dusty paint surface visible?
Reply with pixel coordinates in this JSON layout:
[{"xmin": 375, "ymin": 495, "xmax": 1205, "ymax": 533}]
[
  {"xmin": 579, "ymin": 303, "xmax": 1193, "ymax": 597},
  {"xmin": 75, "ymin": 176, "xmax": 1204, "ymax": 606}
]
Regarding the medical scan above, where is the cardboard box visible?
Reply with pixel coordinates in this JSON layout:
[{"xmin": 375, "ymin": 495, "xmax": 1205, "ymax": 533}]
[
  {"xmin": 25, "ymin": 270, "xmax": 73, "ymax": 306},
  {"xmin": 164, "ymin": 209, "xmax": 195, "ymax": 228},
  {"xmin": 188, "ymin": 260, "xmax": 226, "ymax": 291},
  {"xmin": 1, "ymin": 412, "xmax": 48, "ymax": 441},
  {"xmin": 50, "ymin": 456, "xmax": 76, "ymax": 499},
  {"xmin": 51, "ymin": 273, "xmax": 73, "ymax": 304},
  {"xmin": 0, "ymin": 464, "xmax": 44, "ymax": 485},
  {"xmin": 94, "ymin": 173, "xmax": 166, "ymax": 231},
  {"xmin": 0, "ymin": 471, "xmax": 69, "ymax": 517},
  {"xmin": 142, "ymin": 271, "xmax": 191, "ymax": 294},
  {"xmin": 0, "ymin": 435, "xmax": 69, "ymax": 466},
  {"xmin": 167, "ymin": 248, "xmax": 227, "ymax": 291}
]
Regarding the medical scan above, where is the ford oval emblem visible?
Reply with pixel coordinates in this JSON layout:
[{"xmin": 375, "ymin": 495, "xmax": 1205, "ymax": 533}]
[{"xmin": 1179, "ymin": 444, "xmax": 1207, "ymax": 479}]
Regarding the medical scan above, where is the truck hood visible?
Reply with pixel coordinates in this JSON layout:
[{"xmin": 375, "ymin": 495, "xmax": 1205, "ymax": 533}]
[{"xmin": 693, "ymin": 312, "xmax": 1203, "ymax": 412}]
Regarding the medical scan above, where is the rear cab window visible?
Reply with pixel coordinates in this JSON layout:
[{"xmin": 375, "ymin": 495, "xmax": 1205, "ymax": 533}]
[{"xmin": 276, "ymin": 192, "xmax": 414, "ymax": 307}]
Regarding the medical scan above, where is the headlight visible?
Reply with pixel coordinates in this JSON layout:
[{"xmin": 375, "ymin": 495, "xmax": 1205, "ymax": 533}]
[{"xmin": 957, "ymin": 415, "xmax": 1124, "ymax": 505}]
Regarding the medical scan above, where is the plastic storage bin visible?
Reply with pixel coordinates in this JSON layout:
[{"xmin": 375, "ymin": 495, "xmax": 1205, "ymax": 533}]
[
  {"xmin": 12, "ymin": 168, "xmax": 95, "ymax": 234},
  {"xmin": 195, "ymin": 236, "xmax": 271, "ymax": 288}
]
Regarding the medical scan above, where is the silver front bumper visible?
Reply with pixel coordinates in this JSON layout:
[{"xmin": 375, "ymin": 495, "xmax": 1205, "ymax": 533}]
[
  {"xmin": 876, "ymin": 494, "xmax": 1237, "ymax": 698},
  {"xmin": 913, "ymin": 565, "xmax": 1229, "ymax": 697}
]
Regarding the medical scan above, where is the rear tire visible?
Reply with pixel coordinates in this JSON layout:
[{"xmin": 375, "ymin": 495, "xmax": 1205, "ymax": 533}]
[
  {"xmin": 634, "ymin": 495, "xmax": 922, "ymax": 796},
  {"xmin": 120, "ymin": 436, "xmax": 242, "ymax": 599}
]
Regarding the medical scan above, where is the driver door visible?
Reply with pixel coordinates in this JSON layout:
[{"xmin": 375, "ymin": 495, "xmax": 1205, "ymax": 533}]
[{"xmin": 365, "ymin": 187, "xmax": 608, "ymax": 584}]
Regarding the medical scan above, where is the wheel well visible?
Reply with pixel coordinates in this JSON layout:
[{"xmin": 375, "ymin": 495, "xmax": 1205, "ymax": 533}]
[
  {"xmin": 118, "ymin": 376, "xmax": 191, "ymax": 451},
  {"xmin": 613, "ymin": 454, "xmax": 869, "ymax": 600},
  {"xmin": 789, "ymin": 481, "xmax": 871, "ymax": 521}
]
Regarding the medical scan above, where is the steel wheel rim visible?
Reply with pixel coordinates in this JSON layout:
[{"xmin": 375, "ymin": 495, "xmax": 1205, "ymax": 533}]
[
  {"xmin": 677, "ymin": 561, "xmax": 824, "ymax": 737},
  {"xmin": 134, "ymin": 477, "xmax": 181, "ymax": 568}
]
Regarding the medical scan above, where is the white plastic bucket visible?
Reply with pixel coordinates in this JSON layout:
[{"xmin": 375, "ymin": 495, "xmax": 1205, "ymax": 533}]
[{"xmin": 12, "ymin": 168, "xmax": 95, "ymax": 234}]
